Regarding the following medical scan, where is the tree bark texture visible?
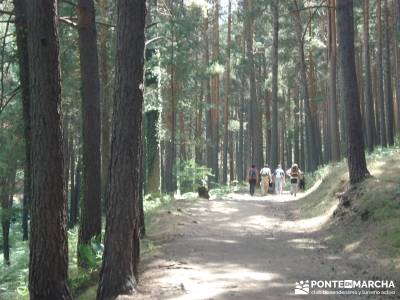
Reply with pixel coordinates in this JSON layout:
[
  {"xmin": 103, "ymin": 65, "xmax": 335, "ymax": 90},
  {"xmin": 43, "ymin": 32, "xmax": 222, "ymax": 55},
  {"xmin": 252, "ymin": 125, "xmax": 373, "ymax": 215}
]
[
  {"xmin": 210, "ymin": 0, "xmax": 220, "ymax": 184},
  {"xmin": 222, "ymin": 0, "xmax": 231, "ymax": 183},
  {"xmin": 270, "ymin": 0, "xmax": 279, "ymax": 169},
  {"xmin": 77, "ymin": 0, "xmax": 102, "ymax": 262},
  {"xmin": 27, "ymin": 0, "xmax": 72, "ymax": 298},
  {"xmin": 377, "ymin": 0, "xmax": 387, "ymax": 146},
  {"xmin": 337, "ymin": 0, "xmax": 370, "ymax": 184},
  {"xmin": 13, "ymin": 0, "xmax": 31, "ymax": 241},
  {"xmin": 383, "ymin": 0, "xmax": 394, "ymax": 145},
  {"xmin": 96, "ymin": 0, "xmax": 146, "ymax": 298},
  {"xmin": 292, "ymin": 0, "xmax": 318, "ymax": 172},
  {"xmin": 363, "ymin": 0, "xmax": 375, "ymax": 152},
  {"xmin": 328, "ymin": 0, "xmax": 341, "ymax": 161},
  {"xmin": 396, "ymin": 0, "xmax": 400, "ymax": 134},
  {"xmin": 98, "ymin": 0, "xmax": 112, "ymax": 206},
  {"xmin": 1, "ymin": 165, "xmax": 16, "ymax": 265}
]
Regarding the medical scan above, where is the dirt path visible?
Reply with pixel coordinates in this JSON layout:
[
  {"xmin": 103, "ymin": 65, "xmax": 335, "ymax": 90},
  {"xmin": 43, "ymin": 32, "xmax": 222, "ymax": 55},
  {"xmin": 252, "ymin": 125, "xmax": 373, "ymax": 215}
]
[{"xmin": 130, "ymin": 190, "xmax": 388, "ymax": 300}]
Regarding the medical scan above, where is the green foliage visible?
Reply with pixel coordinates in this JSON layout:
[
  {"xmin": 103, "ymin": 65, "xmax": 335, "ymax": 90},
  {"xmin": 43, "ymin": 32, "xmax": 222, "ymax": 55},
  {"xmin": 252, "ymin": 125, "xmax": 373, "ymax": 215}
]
[
  {"xmin": 304, "ymin": 163, "xmax": 333, "ymax": 189},
  {"xmin": 176, "ymin": 160, "xmax": 212, "ymax": 193},
  {"xmin": 0, "ymin": 230, "xmax": 29, "ymax": 300},
  {"xmin": 360, "ymin": 191, "xmax": 400, "ymax": 222},
  {"xmin": 77, "ymin": 237, "xmax": 103, "ymax": 270},
  {"xmin": 69, "ymin": 272, "xmax": 92, "ymax": 296},
  {"xmin": 144, "ymin": 193, "xmax": 173, "ymax": 213},
  {"xmin": 209, "ymin": 182, "xmax": 245, "ymax": 197},
  {"xmin": 208, "ymin": 61, "xmax": 225, "ymax": 75},
  {"xmin": 68, "ymin": 229, "xmax": 102, "ymax": 296}
]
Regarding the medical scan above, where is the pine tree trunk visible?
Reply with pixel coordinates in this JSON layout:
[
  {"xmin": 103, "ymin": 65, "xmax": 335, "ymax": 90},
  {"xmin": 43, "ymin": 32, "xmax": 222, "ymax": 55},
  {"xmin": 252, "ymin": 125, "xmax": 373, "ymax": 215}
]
[
  {"xmin": 68, "ymin": 135, "xmax": 75, "ymax": 229},
  {"xmin": 396, "ymin": 0, "xmax": 400, "ymax": 135},
  {"xmin": 67, "ymin": 128, "xmax": 74, "ymax": 207},
  {"xmin": 237, "ymin": 72, "xmax": 245, "ymax": 181},
  {"xmin": 323, "ymin": 99, "xmax": 331, "ymax": 163},
  {"xmin": 244, "ymin": 0, "xmax": 255, "ymax": 167},
  {"xmin": 356, "ymin": 42, "xmax": 364, "ymax": 125},
  {"xmin": 63, "ymin": 119, "xmax": 70, "ymax": 206},
  {"xmin": 309, "ymin": 54, "xmax": 323, "ymax": 166},
  {"xmin": 338, "ymin": 56, "xmax": 348, "ymax": 157},
  {"xmin": 294, "ymin": 87, "xmax": 300, "ymax": 163},
  {"xmin": 27, "ymin": 0, "xmax": 72, "ymax": 298},
  {"xmin": 270, "ymin": 0, "xmax": 279, "ymax": 169},
  {"xmin": 383, "ymin": 0, "xmax": 394, "ymax": 145},
  {"xmin": 144, "ymin": 110, "xmax": 160, "ymax": 194},
  {"xmin": 292, "ymin": 0, "xmax": 318, "ymax": 172},
  {"xmin": 377, "ymin": 0, "xmax": 387, "ymax": 146},
  {"xmin": 328, "ymin": 0, "xmax": 341, "ymax": 161},
  {"xmin": 138, "ymin": 110, "xmax": 145, "ymax": 238},
  {"xmin": 363, "ymin": 0, "xmax": 375, "ymax": 152},
  {"xmin": 70, "ymin": 159, "xmax": 81, "ymax": 228},
  {"xmin": 179, "ymin": 111, "xmax": 186, "ymax": 160},
  {"xmin": 77, "ymin": 0, "xmax": 102, "ymax": 265},
  {"xmin": 99, "ymin": 0, "xmax": 112, "ymax": 205},
  {"xmin": 372, "ymin": 63, "xmax": 381, "ymax": 144},
  {"xmin": 299, "ymin": 96, "xmax": 306, "ymax": 168},
  {"xmin": 204, "ymin": 12, "xmax": 213, "ymax": 186},
  {"xmin": 396, "ymin": 0, "xmax": 400, "ymax": 134},
  {"xmin": 195, "ymin": 53, "xmax": 204, "ymax": 165},
  {"xmin": 255, "ymin": 60, "xmax": 264, "ymax": 167},
  {"xmin": 222, "ymin": 0, "xmax": 231, "ymax": 183},
  {"xmin": 280, "ymin": 98, "xmax": 286, "ymax": 167},
  {"xmin": 210, "ymin": 0, "xmax": 220, "ymax": 184},
  {"xmin": 1, "ymin": 165, "xmax": 16, "ymax": 265},
  {"xmin": 286, "ymin": 89, "xmax": 293, "ymax": 166},
  {"xmin": 337, "ymin": 0, "xmax": 370, "ymax": 184},
  {"xmin": 96, "ymin": 0, "xmax": 146, "ymax": 298},
  {"xmin": 164, "ymin": 32, "xmax": 177, "ymax": 193},
  {"xmin": 13, "ymin": 0, "xmax": 30, "ymax": 241},
  {"xmin": 263, "ymin": 56, "xmax": 271, "ymax": 164},
  {"xmin": 229, "ymin": 131, "xmax": 234, "ymax": 181}
]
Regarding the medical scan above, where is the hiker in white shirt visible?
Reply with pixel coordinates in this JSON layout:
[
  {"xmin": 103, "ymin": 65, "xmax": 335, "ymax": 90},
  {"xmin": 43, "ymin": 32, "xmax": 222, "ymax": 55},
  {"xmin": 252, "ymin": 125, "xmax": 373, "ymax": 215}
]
[
  {"xmin": 259, "ymin": 164, "xmax": 271, "ymax": 196},
  {"xmin": 273, "ymin": 164, "xmax": 285, "ymax": 195}
]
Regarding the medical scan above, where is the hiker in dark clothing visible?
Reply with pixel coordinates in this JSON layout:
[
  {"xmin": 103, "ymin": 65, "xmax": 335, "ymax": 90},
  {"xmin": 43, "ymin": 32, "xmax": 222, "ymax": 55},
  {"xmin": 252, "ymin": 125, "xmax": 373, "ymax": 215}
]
[{"xmin": 247, "ymin": 164, "xmax": 259, "ymax": 196}]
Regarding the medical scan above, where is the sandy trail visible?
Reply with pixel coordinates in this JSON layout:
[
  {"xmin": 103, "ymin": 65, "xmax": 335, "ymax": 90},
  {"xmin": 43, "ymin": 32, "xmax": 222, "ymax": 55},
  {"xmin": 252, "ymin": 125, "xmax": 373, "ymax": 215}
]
[{"xmin": 130, "ymin": 190, "xmax": 378, "ymax": 300}]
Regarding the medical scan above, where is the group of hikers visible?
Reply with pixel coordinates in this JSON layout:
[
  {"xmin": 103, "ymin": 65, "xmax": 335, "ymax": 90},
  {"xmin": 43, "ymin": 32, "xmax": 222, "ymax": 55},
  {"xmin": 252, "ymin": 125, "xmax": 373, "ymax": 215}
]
[{"xmin": 247, "ymin": 163, "xmax": 304, "ymax": 197}]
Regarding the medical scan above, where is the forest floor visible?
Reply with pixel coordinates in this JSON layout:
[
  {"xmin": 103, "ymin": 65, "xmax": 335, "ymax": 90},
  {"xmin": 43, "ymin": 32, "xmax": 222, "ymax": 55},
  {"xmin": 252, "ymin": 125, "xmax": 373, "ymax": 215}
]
[
  {"xmin": 132, "ymin": 189, "xmax": 346, "ymax": 300},
  {"xmin": 123, "ymin": 152, "xmax": 399, "ymax": 300},
  {"xmin": 77, "ymin": 148, "xmax": 400, "ymax": 300}
]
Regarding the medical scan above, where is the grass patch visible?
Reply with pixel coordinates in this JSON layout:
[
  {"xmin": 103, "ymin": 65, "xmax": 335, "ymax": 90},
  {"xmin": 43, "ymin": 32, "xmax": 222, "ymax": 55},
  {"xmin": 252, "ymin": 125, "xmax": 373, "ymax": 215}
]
[
  {"xmin": 209, "ymin": 182, "xmax": 246, "ymax": 198},
  {"xmin": 298, "ymin": 162, "xmax": 348, "ymax": 219},
  {"xmin": 317, "ymin": 145, "xmax": 400, "ymax": 267}
]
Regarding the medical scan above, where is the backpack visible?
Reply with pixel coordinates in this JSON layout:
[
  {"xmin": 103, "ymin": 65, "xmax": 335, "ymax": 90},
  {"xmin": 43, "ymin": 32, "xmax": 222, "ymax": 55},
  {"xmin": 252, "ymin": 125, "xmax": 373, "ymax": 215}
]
[
  {"xmin": 275, "ymin": 169, "xmax": 284, "ymax": 178},
  {"xmin": 291, "ymin": 166, "xmax": 299, "ymax": 177},
  {"xmin": 261, "ymin": 168, "xmax": 270, "ymax": 176},
  {"xmin": 249, "ymin": 168, "xmax": 257, "ymax": 180}
]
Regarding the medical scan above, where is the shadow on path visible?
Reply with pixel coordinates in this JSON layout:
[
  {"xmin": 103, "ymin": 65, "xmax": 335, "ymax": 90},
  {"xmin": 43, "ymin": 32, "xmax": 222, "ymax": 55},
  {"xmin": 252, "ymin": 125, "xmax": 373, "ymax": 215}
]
[{"xmin": 132, "ymin": 189, "xmax": 390, "ymax": 300}]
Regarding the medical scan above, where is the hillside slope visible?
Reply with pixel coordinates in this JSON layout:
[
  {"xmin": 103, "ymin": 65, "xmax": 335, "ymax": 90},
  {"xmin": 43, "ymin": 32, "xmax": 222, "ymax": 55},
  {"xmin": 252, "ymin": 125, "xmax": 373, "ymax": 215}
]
[{"xmin": 298, "ymin": 146, "xmax": 400, "ymax": 283}]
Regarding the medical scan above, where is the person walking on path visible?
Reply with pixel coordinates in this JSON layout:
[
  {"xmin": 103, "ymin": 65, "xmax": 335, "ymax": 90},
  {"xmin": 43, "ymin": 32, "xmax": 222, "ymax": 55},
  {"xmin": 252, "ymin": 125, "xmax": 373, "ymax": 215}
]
[
  {"xmin": 273, "ymin": 164, "xmax": 285, "ymax": 195},
  {"xmin": 247, "ymin": 164, "xmax": 259, "ymax": 196},
  {"xmin": 286, "ymin": 163, "xmax": 303, "ymax": 197},
  {"xmin": 260, "ymin": 164, "xmax": 272, "ymax": 196}
]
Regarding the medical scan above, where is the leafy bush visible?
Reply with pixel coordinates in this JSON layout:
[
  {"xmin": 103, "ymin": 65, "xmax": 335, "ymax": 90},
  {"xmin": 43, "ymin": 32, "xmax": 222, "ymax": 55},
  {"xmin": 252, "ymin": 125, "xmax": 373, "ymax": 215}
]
[
  {"xmin": 176, "ymin": 160, "xmax": 212, "ymax": 193},
  {"xmin": 77, "ymin": 236, "xmax": 103, "ymax": 270}
]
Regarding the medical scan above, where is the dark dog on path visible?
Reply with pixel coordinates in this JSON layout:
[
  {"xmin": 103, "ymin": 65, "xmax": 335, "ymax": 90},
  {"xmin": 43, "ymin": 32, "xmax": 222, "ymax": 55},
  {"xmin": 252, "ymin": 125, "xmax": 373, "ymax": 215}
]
[
  {"xmin": 299, "ymin": 177, "xmax": 305, "ymax": 190},
  {"xmin": 198, "ymin": 186, "xmax": 210, "ymax": 199}
]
